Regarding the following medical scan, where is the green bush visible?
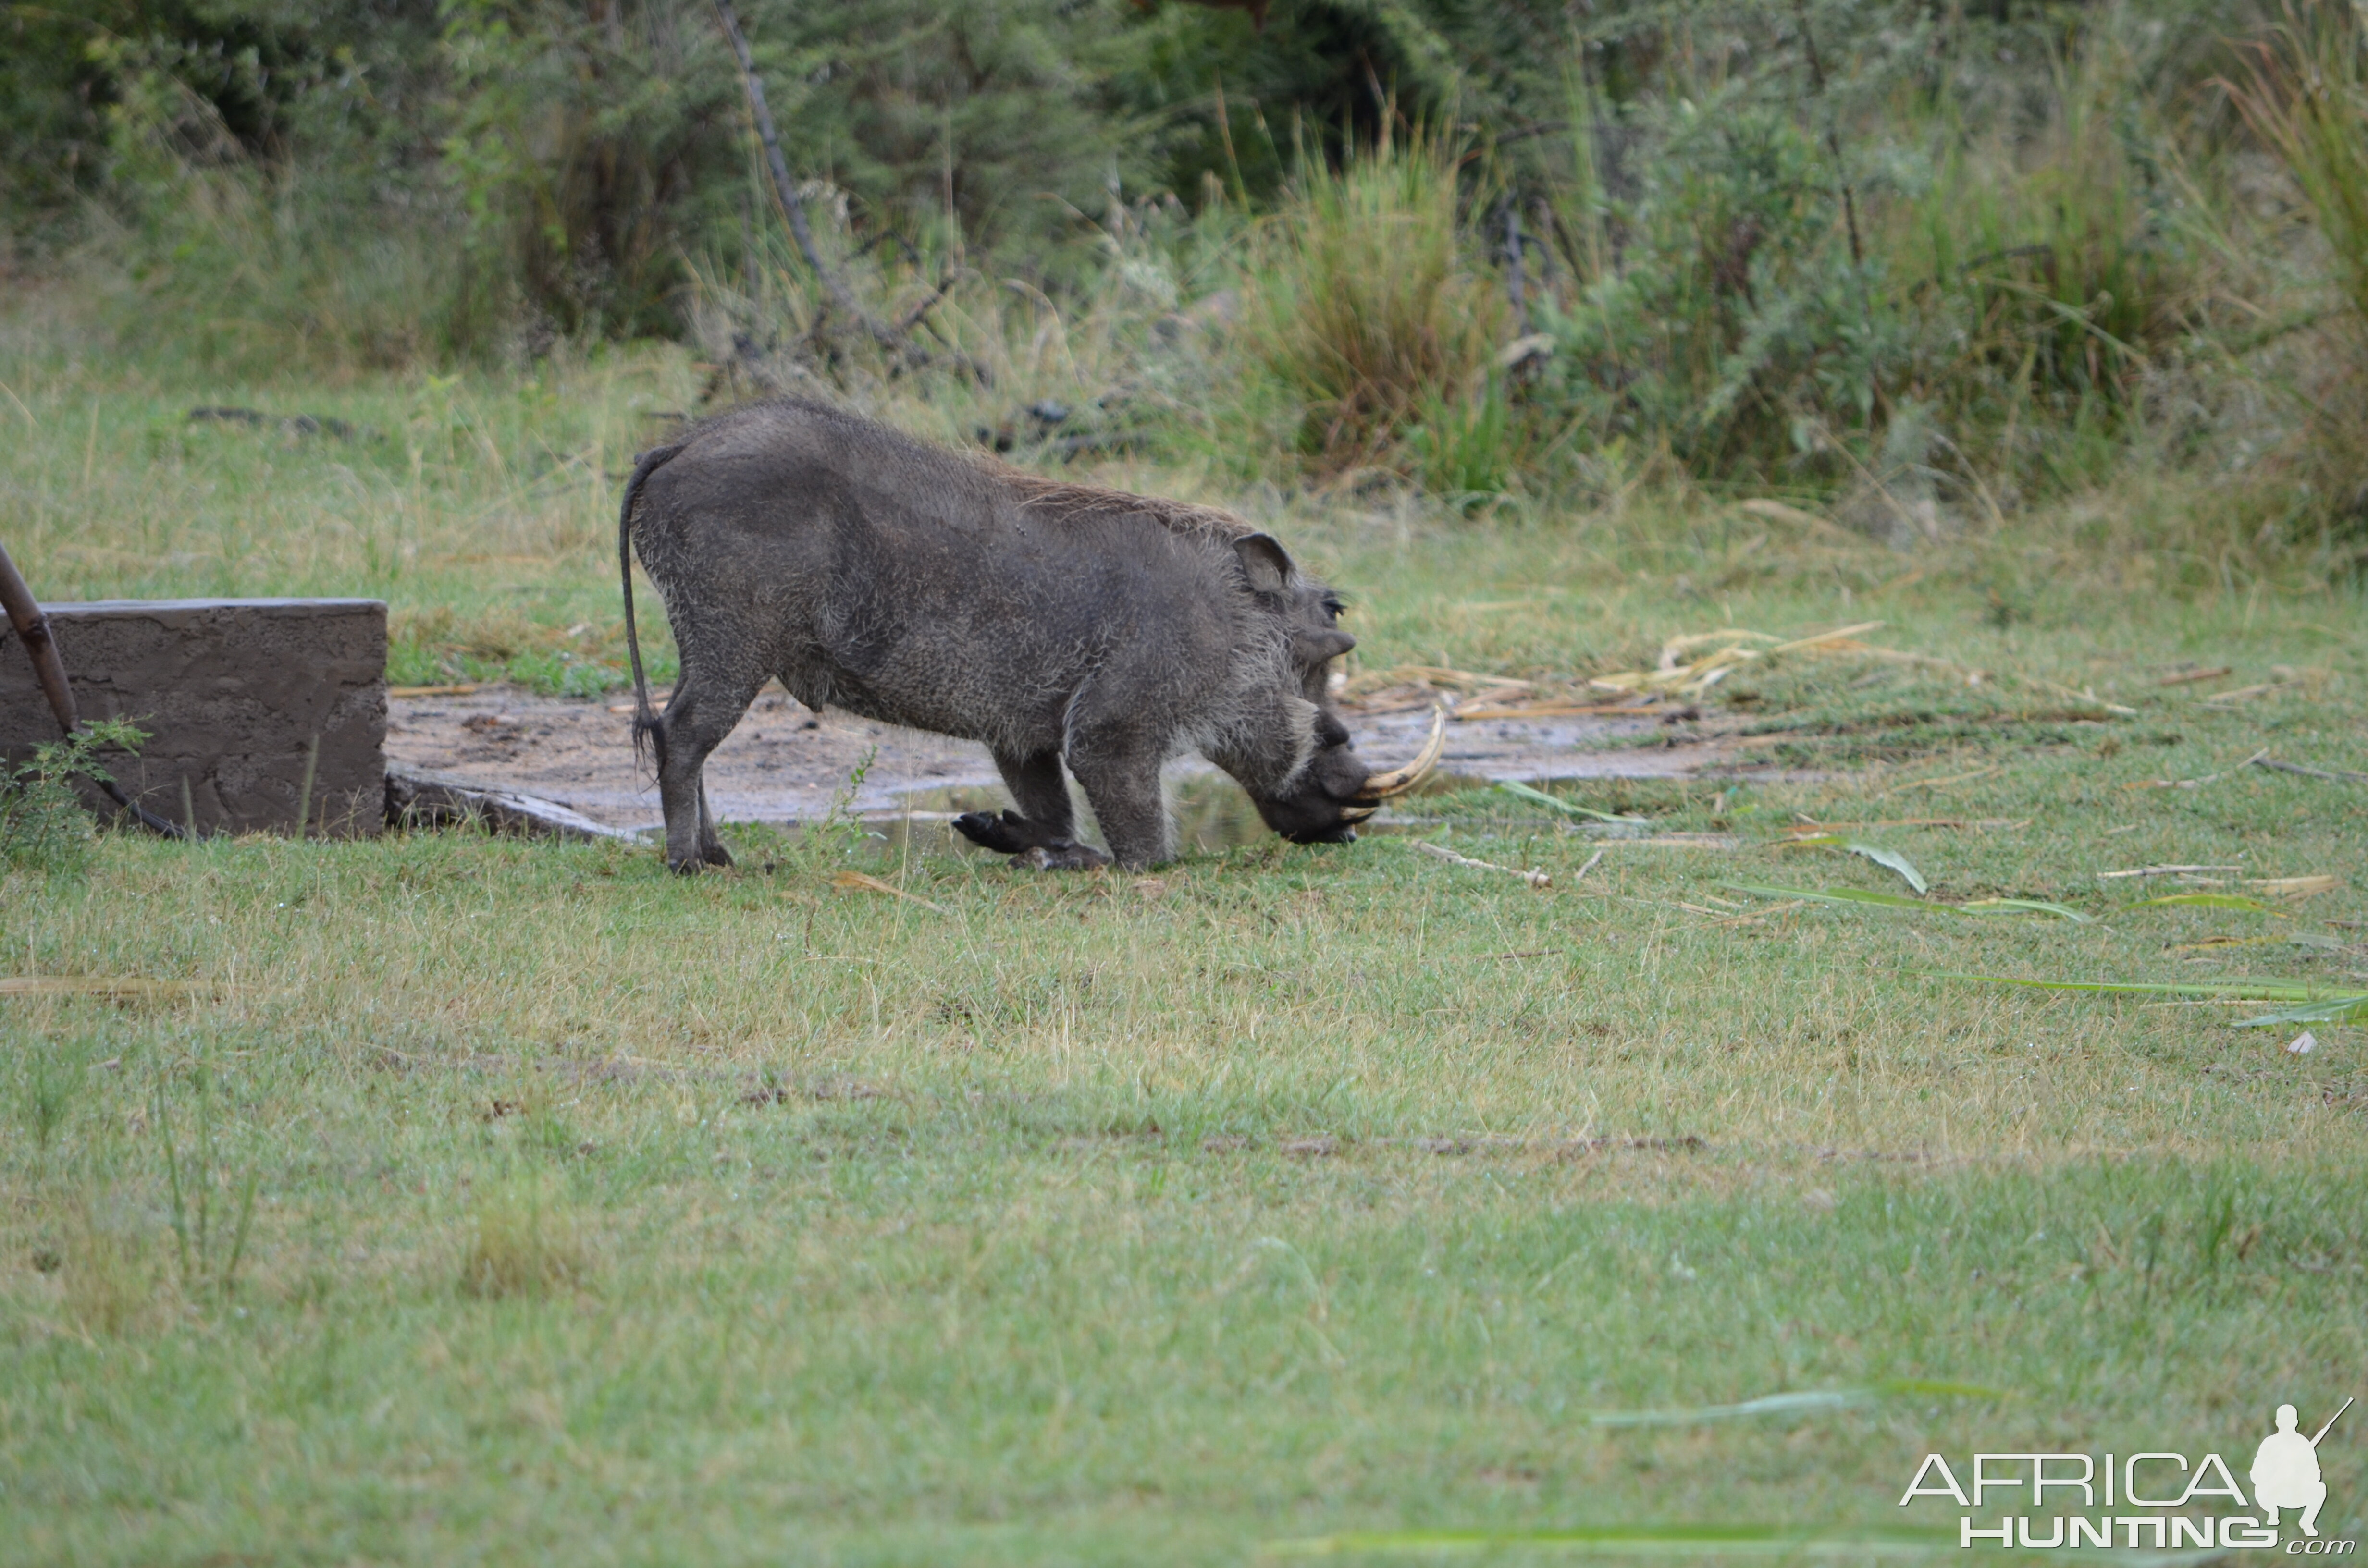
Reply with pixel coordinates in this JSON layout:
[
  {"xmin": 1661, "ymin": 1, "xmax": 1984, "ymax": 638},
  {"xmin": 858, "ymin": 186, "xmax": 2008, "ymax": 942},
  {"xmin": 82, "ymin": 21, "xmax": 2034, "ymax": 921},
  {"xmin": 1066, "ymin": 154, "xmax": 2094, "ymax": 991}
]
[
  {"xmin": 10, "ymin": 0, "xmax": 2368, "ymax": 547},
  {"xmin": 1243, "ymin": 129, "xmax": 1509, "ymax": 475},
  {"xmin": 1520, "ymin": 8, "xmax": 2214, "ymax": 502},
  {"xmin": 1536, "ymin": 96, "xmax": 1907, "ymax": 484},
  {"xmin": 0, "ymin": 719, "xmax": 148, "ymax": 878},
  {"xmin": 2227, "ymin": 1, "xmax": 2368, "ymax": 337}
]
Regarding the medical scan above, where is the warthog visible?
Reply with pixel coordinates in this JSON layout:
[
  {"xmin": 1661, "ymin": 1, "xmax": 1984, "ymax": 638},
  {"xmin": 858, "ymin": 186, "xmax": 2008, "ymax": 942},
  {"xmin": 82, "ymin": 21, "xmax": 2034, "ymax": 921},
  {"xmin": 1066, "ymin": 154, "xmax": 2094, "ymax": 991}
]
[{"xmin": 617, "ymin": 398, "xmax": 1443, "ymax": 872}]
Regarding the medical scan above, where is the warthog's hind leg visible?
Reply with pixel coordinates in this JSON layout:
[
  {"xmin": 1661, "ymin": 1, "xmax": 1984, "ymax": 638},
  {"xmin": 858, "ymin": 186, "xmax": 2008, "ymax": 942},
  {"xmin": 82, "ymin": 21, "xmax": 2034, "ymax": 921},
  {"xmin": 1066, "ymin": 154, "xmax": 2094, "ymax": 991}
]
[
  {"xmin": 697, "ymin": 782, "xmax": 726, "ymax": 866},
  {"xmin": 656, "ymin": 667, "xmax": 763, "ymax": 873},
  {"xmin": 953, "ymin": 748, "xmax": 1112, "ymax": 869}
]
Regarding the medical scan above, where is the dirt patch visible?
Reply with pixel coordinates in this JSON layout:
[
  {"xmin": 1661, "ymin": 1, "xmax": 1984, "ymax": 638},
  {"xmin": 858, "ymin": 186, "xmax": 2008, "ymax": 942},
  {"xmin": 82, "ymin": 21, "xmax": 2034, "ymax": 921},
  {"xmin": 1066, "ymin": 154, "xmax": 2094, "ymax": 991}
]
[{"xmin": 384, "ymin": 685, "xmax": 1741, "ymax": 834}]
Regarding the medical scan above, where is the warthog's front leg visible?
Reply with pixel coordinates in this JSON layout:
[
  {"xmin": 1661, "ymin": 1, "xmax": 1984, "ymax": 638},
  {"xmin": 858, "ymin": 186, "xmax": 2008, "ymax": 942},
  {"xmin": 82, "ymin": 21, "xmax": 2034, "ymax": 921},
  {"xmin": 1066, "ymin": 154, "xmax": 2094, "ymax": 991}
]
[
  {"xmin": 953, "ymin": 748, "xmax": 1112, "ymax": 869},
  {"xmin": 1067, "ymin": 752, "xmax": 1169, "ymax": 872}
]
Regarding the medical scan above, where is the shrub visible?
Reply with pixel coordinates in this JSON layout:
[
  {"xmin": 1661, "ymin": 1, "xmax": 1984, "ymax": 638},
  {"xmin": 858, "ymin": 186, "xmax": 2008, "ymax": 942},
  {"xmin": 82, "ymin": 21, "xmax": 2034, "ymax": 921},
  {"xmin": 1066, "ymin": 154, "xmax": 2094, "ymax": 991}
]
[
  {"xmin": 2222, "ymin": 1, "xmax": 2368, "ymax": 532},
  {"xmin": 1243, "ymin": 129, "xmax": 1509, "ymax": 476},
  {"xmin": 2225, "ymin": 2, "xmax": 2368, "ymax": 337},
  {"xmin": 1536, "ymin": 96, "xmax": 1906, "ymax": 484},
  {"xmin": 1531, "ymin": 17, "xmax": 2207, "ymax": 503},
  {"xmin": 0, "ymin": 719, "xmax": 148, "ymax": 878}
]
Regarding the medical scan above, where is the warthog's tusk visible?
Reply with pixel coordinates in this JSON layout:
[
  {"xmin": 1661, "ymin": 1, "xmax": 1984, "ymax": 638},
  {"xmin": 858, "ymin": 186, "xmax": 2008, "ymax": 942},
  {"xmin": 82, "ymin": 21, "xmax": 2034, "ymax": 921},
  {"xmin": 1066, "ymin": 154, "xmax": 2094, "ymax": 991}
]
[
  {"xmin": 1354, "ymin": 707, "xmax": 1448, "ymax": 801},
  {"xmin": 1337, "ymin": 804, "xmax": 1379, "ymax": 825}
]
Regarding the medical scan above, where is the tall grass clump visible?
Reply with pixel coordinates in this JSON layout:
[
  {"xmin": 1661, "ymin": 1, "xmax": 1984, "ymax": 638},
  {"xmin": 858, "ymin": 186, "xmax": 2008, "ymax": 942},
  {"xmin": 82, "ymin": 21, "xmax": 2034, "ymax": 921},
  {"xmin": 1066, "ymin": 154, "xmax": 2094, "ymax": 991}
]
[
  {"xmin": 1243, "ymin": 129, "xmax": 1510, "ymax": 478},
  {"xmin": 461, "ymin": 1176, "xmax": 589, "ymax": 1299},
  {"xmin": 1529, "ymin": 16, "xmax": 2211, "ymax": 513},
  {"xmin": 2219, "ymin": 2, "xmax": 2368, "ymax": 536},
  {"xmin": 2227, "ymin": 3, "xmax": 2368, "ymax": 339},
  {"xmin": 1897, "ymin": 38, "xmax": 2207, "ymax": 494}
]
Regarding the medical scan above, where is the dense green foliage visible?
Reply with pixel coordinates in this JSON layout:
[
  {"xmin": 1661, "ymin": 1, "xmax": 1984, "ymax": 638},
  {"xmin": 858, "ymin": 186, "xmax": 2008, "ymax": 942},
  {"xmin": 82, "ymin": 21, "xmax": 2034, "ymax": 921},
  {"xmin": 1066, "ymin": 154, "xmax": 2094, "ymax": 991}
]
[{"xmin": 8, "ymin": 0, "xmax": 2368, "ymax": 530}]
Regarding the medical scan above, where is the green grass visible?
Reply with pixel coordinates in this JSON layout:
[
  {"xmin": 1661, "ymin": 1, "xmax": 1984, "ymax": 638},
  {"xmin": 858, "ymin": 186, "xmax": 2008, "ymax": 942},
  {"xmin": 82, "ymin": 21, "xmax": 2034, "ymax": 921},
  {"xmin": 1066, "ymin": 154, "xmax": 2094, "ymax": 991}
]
[
  {"xmin": 0, "ymin": 290, "xmax": 702, "ymax": 694},
  {"xmin": 5, "ymin": 303, "xmax": 2368, "ymax": 1563}
]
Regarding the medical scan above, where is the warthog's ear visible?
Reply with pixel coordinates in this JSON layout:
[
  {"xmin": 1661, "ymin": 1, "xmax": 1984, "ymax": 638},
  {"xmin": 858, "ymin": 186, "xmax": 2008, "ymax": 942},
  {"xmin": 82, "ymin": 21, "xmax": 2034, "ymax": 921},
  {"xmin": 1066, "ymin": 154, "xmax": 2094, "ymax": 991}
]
[
  {"xmin": 1233, "ymin": 533, "xmax": 1295, "ymax": 594},
  {"xmin": 1296, "ymin": 627, "xmax": 1356, "ymax": 664}
]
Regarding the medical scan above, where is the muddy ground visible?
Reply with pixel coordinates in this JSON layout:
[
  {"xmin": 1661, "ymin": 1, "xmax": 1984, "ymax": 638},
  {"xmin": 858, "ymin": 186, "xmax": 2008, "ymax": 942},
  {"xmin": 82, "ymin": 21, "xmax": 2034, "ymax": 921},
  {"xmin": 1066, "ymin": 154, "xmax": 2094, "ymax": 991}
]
[{"xmin": 384, "ymin": 684, "xmax": 1743, "ymax": 840}]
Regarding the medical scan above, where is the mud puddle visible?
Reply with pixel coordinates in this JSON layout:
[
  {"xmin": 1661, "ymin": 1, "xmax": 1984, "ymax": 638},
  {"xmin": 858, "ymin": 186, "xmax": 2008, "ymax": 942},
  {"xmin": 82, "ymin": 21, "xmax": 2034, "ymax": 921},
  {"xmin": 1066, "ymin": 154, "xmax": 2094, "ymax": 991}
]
[{"xmin": 386, "ymin": 684, "xmax": 1754, "ymax": 845}]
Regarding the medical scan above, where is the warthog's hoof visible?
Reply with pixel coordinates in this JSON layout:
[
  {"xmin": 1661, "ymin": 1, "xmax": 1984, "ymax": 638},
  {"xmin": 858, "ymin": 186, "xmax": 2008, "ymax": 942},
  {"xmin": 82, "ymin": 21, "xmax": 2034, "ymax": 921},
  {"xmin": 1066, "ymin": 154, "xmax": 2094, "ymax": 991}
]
[
  {"xmin": 665, "ymin": 842, "xmax": 735, "ymax": 874},
  {"xmin": 953, "ymin": 810, "xmax": 1099, "ymax": 858},
  {"xmin": 952, "ymin": 809, "xmax": 1044, "ymax": 855},
  {"xmin": 952, "ymin": 810, "xmax": 1111, "ymax": 869},
  {"xmin": 1014, "ymin": 841, "xmax": 1114, "ymax": 871}
]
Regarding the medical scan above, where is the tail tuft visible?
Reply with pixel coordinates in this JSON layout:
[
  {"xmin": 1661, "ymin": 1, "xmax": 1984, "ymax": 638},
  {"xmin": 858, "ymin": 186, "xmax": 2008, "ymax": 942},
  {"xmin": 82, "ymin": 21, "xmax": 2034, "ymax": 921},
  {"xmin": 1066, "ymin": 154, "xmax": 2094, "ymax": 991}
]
[{"xmin": 619, "ymin": 442, "xmax": 686, "ymax": 774}]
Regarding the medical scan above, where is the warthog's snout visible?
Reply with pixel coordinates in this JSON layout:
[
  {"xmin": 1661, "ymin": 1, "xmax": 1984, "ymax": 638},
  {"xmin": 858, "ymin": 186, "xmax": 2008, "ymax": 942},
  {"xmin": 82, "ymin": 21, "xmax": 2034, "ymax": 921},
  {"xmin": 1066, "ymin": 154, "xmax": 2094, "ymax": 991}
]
[{"xmin": 1254, "ymin": 708, "xmax": 1447, "ymax": 845}]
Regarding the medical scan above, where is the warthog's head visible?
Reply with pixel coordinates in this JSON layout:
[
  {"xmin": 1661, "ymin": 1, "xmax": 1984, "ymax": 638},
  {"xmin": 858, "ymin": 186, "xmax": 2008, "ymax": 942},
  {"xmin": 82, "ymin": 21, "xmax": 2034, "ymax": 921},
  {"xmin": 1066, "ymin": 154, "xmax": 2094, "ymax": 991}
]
[{"xmin": 1231, "ymin": 534, "xmax": 1447, "ymax": 845}]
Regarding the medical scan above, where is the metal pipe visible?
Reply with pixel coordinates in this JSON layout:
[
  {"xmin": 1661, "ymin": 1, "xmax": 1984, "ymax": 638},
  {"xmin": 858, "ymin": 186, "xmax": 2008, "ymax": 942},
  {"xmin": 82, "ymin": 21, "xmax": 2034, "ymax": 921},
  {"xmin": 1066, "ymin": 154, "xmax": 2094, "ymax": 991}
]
[{"xmin": 0, "ymin": 537, "xmax": 80, "ymax": 733}]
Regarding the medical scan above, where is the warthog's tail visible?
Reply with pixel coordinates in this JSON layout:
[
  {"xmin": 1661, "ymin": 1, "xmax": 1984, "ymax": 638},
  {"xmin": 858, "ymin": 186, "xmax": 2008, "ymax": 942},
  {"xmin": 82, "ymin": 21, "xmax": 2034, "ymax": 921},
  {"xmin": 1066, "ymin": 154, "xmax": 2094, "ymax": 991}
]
[{"xmin": 618, "ymin": 442, "xmax": 687, "ymax": 770}]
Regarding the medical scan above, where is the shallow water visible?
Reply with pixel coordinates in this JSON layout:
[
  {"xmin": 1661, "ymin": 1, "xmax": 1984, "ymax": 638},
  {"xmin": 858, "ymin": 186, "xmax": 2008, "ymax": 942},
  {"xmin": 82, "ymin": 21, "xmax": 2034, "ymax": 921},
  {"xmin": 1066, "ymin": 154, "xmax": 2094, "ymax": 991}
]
[
  {"xmin": 868, "ymin": 769, "xmax": 1619, "ymax": 857},
  {"xmin": 880, "ymin": 771, "xmax": 1280, "ymax": 855}
]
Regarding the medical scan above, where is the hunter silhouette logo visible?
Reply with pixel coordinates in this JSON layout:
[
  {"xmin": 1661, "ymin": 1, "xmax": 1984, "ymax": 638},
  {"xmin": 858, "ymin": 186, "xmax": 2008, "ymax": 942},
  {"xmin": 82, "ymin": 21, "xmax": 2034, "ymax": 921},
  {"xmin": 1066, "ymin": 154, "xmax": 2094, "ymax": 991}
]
[
  {"xmin": 2256, "ymin": 1400, "xmax": 2351, "ymax": 1539},
  {"xmin": 1900, "ymin": 1395, "xmax": 2356, "ymax": 1551}
]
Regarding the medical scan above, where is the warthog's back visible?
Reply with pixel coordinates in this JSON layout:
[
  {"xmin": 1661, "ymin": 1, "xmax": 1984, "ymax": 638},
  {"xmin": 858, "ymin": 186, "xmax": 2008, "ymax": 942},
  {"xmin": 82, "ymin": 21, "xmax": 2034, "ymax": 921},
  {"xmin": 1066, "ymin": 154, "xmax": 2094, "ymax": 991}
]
[{"xmin": 628, "ymin": 399, "xmax": 1269, "ymax": 759}]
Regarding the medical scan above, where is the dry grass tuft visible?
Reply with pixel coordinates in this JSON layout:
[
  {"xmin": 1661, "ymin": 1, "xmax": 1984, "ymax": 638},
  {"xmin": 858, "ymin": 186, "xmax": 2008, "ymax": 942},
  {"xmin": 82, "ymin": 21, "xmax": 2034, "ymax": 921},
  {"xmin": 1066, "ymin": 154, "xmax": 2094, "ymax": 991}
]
[
  {"xmin": 460, "ymin": 1177, "xmax": 589, "ymax": 1299},
  {"xmin": 62, "ymin": 1199, "xmax": 165, "ymax": 1337}
]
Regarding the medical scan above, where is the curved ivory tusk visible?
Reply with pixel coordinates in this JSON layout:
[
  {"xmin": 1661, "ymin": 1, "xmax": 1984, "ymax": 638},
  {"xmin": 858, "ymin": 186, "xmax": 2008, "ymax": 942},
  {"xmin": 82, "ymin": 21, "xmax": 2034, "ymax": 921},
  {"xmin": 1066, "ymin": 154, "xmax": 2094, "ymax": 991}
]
[
  {"xmin": 1337, "ymin": 804, "xmax": 1378, "ymax": 825},
  {"xmin": 1353, "ymin": 706, "xmax": 1447, "ymax": 801}
]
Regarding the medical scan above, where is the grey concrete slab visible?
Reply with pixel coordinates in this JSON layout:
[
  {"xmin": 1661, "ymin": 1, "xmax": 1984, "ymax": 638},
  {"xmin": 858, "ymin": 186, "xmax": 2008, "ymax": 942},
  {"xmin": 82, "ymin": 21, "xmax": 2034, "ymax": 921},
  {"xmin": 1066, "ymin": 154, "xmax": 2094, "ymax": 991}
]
[{"xmin": 0, "ymin": 598, "xmax": 387, "ymax": 837}]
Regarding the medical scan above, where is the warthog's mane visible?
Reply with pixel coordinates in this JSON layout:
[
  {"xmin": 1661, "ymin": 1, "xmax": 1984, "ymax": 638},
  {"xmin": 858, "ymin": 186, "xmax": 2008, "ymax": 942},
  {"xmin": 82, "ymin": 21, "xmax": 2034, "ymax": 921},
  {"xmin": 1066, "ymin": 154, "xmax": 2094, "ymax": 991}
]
[{"xmin": 984, "ymin": 462, "xmax": 1261, "ymax": 546}]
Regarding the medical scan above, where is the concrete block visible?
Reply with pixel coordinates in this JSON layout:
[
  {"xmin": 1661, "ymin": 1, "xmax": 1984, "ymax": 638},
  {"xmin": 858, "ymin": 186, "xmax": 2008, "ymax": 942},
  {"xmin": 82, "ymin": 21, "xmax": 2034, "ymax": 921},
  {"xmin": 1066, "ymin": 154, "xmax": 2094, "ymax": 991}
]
[{"xmin": 0, "ymin": 599, "xmax": 387, "ymax": 837}]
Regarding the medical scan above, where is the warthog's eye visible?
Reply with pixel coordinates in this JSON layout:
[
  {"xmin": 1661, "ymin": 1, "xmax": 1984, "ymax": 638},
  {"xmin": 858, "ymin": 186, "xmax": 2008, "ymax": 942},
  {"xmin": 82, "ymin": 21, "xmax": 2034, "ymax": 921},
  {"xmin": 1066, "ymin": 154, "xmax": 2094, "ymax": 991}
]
[{"xmin": 1320, "ymin": 594, "xmax": 1345, "ymax": 621}]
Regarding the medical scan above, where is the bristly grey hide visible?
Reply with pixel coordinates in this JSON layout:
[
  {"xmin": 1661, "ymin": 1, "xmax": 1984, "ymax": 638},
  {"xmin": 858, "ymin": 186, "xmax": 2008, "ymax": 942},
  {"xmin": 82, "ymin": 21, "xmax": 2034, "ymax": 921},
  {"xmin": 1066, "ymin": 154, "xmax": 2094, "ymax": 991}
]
[{"xmin": 618, "ymin": 397, "xmax": 1381, "ymax": 873}]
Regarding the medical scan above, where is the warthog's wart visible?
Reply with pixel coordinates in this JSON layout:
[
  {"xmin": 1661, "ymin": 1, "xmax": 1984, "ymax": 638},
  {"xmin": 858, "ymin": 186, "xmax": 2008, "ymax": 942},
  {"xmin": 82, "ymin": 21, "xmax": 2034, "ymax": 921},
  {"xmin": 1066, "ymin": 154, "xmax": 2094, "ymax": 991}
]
[{"xmin": 617, "ymin": 398, "xmax": 1440, "ymax": 872}]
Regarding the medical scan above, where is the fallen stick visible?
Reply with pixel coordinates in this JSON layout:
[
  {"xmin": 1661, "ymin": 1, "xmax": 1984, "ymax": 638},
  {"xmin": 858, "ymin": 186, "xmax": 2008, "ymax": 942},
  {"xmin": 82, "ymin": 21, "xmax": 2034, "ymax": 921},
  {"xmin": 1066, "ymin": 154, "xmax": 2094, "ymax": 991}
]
[
  {"xmin": 2097, "ymin": 863, "xmax": 2245, "ymax": 880},
  {"xmin": 2254, "ymin": 756, "xmax": 2368, "ymax": 785},
  {"xmin": 384, "ymin": 766, "xmax": 638, "ymax": 843},
  {"xmin": 1454, "ymin": 701, "xmax": 1665, "ymax": 721},
  {"xmin": 830, "ymin": 868, "xmax": 949, "ymax": 912},
  {"xmin": 0, "ymin": 536, "xmax": 185, "ymax": 837},
  {"xmin": 2034, "ymin": 679, "xmax": 2138, "ymax": 716},
  {"xmin": 2203, "ymin": 680, "xmax": 2299, "ymax": 705},
  {"xmin": 2123, "ymin": 747, "xmax": 2272, "ymax": 790},
  {"xmin": 2247, "ymin": 874, "xmax": 2342, "ymax": 899},
  {"xmin": 1570, "ymin": 848, "xmax": 1606, "ymax": 883},
  {"xmin": 1413, "ymin": 840, "xmax": 1551, "ymax": 888}
]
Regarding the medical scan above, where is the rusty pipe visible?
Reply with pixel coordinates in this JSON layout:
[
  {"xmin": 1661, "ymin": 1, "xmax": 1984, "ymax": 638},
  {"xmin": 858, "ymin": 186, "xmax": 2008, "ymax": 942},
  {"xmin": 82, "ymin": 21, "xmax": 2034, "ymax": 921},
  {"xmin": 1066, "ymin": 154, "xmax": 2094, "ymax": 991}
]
[
  {"xmin": 0, "ymin": 537, "xmax": 80, "ymax": 735},
  {"xmin": 0, "ymin": 537, "xmax": 185, "ymax": 837}
]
